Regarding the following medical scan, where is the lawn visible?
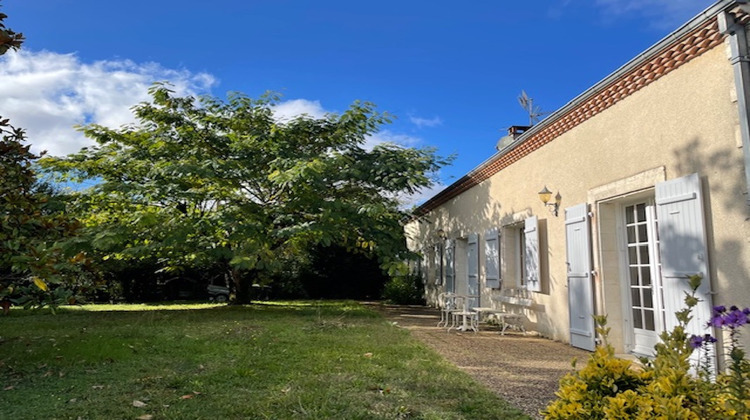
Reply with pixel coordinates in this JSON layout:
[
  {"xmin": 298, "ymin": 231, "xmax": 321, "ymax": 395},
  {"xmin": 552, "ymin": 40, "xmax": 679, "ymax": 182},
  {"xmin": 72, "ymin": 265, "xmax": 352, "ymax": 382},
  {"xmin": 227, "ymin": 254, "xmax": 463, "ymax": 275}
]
[{"xmin": 0, "ymin": 301, "xmax": 528, "ymax": 419}]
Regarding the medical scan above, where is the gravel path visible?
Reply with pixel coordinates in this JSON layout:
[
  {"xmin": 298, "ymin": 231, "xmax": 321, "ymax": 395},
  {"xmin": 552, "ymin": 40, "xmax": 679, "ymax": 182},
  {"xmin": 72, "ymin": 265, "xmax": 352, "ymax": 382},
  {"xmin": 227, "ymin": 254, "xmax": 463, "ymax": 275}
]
[{"xmin": 367, "ymin": 303, "xmax": 590, "ymax": 419}]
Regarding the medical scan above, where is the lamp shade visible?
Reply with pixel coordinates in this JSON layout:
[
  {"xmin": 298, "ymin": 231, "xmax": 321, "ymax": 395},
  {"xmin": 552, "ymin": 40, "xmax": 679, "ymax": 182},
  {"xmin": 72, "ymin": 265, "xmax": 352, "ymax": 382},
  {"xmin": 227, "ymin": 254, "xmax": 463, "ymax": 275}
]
[{"xmin": 538, "ymin": 186, "xmax": 552, "ymax": 204}]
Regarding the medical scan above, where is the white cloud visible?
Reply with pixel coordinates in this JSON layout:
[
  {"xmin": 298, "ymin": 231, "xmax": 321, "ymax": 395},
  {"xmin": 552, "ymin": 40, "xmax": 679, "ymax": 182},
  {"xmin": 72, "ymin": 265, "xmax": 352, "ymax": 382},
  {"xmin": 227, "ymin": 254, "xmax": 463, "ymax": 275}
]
[
  {"xmin": 594, "ymin": 0, "xmax": 712, "ymax": 29},
  {"xmin": 409, "ymin": 115, "xmax": 443, "ymax": 128},
  {"xmin": 0, "ymin": 50, "xmax": 216, "ymax": 156},
  {"xmin": 272, "ymin": 98, "xmax": 328, "ymax": 121},
  {"xmin": 0, "ymin": 50, "xmax": 429, "ymax": 163}
]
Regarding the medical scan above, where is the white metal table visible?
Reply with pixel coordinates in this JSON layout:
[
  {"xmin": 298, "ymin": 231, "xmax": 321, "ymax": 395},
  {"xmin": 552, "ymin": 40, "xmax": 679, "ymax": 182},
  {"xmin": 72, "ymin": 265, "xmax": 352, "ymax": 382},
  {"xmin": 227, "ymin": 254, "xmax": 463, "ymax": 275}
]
[{"xmin": 472, "ymin": 307, "xmax": 525, "ymax": 335}]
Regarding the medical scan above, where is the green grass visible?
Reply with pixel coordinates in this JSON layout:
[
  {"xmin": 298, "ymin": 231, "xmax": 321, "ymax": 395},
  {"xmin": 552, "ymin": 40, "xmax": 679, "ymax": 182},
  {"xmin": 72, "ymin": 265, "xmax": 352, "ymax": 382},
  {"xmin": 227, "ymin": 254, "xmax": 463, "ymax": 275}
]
[{"xmin": 0, "ymin": 301, "xmax": 528, "ymax": 419}]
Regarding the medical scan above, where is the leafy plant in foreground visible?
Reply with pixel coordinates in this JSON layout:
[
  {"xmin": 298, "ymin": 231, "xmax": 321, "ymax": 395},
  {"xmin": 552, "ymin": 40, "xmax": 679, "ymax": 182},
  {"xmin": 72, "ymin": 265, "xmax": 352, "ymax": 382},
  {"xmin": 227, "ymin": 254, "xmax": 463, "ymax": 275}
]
[{"xmin": 544, "ymin": 275, "xmax": 750, "ymax": 419}]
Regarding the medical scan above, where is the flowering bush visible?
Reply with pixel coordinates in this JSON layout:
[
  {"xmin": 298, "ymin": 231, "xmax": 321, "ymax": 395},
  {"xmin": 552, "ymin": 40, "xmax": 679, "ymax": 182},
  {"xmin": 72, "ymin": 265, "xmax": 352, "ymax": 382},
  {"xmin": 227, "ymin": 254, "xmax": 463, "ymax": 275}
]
[{"xmin": 544, "ymin": 275, "xmax": 750, "ymax": 419}]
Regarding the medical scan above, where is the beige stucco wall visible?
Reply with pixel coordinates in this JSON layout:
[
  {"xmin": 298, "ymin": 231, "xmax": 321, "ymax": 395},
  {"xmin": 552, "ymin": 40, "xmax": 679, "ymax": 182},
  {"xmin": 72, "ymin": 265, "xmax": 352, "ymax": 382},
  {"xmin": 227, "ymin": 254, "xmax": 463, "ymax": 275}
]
[{"xmin": 407, "ymin": 40, "xmax": 750, "ymax": 353}]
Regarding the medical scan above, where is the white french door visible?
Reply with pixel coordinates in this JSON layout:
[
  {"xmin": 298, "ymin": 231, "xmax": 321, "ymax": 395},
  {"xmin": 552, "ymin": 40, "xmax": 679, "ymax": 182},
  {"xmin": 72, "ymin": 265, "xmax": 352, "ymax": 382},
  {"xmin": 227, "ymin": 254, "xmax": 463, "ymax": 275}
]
[{"xmin": 623, "ymin": 201, "xmax": 665, "ymax": 356}]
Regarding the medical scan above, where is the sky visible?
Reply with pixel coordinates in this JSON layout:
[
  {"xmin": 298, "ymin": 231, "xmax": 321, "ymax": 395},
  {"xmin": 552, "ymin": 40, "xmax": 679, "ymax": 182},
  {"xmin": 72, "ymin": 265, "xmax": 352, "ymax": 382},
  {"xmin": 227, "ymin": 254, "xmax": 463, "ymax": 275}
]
[{"xmin": 0, "ymin": 0, "xmax": 717, "ymax": 204}]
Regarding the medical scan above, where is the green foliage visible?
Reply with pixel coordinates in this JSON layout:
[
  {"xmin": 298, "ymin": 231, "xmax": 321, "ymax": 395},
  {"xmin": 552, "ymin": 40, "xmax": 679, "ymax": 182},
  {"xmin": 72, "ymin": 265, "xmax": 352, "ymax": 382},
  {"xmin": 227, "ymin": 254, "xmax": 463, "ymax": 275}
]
[
  {"xmin": 544, "ymin": 316, "xmax": 645, "ymax": 419},
  {"xmin": 296, "ymin": 245, "xmax": 389, "ymax": 300},
  {"xmin": 0, "ymin": 109, "xmax": 85, "ymax": 311},
  {"xmin": 42, "ymin": 84, "xmax": 450, "ymax": 303},
  {"xmin": 382, "ymin": 272, "xmax": 426, "ymax": 305},
  {"xmin": 544, "ymin": 275, "xmax": 750, "ymax": 419}
]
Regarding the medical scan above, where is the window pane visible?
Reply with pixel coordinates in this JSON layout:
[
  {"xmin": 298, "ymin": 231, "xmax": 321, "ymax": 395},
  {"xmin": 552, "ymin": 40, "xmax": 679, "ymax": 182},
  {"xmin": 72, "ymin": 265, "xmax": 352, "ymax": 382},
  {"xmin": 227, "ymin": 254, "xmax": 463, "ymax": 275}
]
[
  {"xmin": 641, "ymin": 267, "xmax": 651, "ymax": 286},
  {"xmin": 626, "ymin": 205, "xmax": 634, "ymax": 224},
  {"xmin": 643, "ymin": 287, "xmax": 653, "ymax": 309},
  {"xmin": 636, "ymin": 204, "xmax": 646, "ymax": 222},
  {"xmin": 639, "ymin": 245, "xmax": 650, "ymax": 264},
  {"xmin": 638, "ymin": 225, "xmax": 648, "ymax": 242},
  {"xmin": 631, "ymin": 288, "xmax": 641, "ymax": 307},
  {"xmin": 627, "ymin": 226, "xmax": 635, "ymax": 243},
  {"xmin": 628, "ymin": 246, "xmax": 637, "ymax": 262},
  {"xmin": 633, "ymin": 309, "xmax": 643, "ymax": 329},
  {"xmin": 630, "ymin": 267, "xmax": 639, "ymax": 285},
  {"xmin": 644, "ymin": 310, "xmax": 655, "ymax": 331}
]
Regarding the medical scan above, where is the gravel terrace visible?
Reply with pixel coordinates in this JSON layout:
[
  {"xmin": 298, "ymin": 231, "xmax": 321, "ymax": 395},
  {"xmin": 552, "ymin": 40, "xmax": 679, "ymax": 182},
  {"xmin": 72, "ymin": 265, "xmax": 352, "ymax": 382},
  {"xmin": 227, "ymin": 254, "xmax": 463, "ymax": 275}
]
[{"xmin": 367, "ymin": 303, "xmax": 590, "ymax": 419}]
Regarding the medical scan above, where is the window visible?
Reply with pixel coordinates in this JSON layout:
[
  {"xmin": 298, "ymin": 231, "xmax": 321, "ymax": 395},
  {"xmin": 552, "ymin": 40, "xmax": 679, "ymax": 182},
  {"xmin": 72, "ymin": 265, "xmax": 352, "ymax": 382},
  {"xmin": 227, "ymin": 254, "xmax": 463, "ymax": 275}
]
[
  {"xmin": 433, "ymin": 243, "xmax": 443, "ymax": 285},
  {"xmin": 484, "ymin": 229, "xmax": 500, "ymax": 288},
  {"xmin": 503, "ymin": 216, "xmax": 540, "ymax": 291}
]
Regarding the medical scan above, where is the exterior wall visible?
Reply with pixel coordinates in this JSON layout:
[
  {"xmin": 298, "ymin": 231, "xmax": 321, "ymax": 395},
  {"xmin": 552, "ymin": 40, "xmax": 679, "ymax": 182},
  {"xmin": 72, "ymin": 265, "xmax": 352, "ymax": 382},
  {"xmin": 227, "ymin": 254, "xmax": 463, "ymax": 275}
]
[{"xmin": 407, "ymin": 40, "xmax": 750, "ymax": 354}]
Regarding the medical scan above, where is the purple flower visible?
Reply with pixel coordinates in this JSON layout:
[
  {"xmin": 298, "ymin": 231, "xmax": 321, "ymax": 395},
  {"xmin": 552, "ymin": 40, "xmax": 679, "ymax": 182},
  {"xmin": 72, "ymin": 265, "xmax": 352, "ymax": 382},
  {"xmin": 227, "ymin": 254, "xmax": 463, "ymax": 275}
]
[
  {"xmin": 709, "ymin": 305, "xmax": 750, "ymax": 330},
  {"xmin": 726, "ymin": 309, "xmax": 748, "ymax": 328},
  {"xmin": 704, "ymin": 334, "xmax": 718, "ymax": 344},
  {"xmin": 709, "ymin": 315, "xmax": 725, "ymax": 328},
  {"xmin": 689, "ymin": 335, "xmax": 704, "ymax": 349}
]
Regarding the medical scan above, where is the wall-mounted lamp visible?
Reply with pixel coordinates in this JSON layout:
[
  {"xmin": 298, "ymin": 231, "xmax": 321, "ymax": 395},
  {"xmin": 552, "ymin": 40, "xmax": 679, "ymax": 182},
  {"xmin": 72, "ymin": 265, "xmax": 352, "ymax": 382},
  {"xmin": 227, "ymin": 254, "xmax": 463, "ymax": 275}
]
[
  {"xmin": 436, "ymin": 228, "xmax": 446, "ymax": 239},
  {"xmin": 538, "ymin": 186, "xmax": 562, "ymax": 217}
]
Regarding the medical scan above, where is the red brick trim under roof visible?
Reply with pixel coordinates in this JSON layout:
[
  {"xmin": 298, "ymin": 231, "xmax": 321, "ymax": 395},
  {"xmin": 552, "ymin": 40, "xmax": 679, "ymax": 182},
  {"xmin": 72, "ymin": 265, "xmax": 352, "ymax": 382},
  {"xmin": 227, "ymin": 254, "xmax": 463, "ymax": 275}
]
[{"xmin": 415, "ymin": 15, "xmax": 729, "ymax": 216}]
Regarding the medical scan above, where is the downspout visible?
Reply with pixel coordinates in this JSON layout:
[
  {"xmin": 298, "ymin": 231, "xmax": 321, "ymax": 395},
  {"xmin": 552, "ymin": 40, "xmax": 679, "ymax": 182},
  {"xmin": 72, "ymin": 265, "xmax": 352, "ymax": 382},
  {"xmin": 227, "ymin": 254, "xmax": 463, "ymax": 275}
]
[{"xmin": 719, "ymin": 4, "xmax": 750, "ymax": 205}]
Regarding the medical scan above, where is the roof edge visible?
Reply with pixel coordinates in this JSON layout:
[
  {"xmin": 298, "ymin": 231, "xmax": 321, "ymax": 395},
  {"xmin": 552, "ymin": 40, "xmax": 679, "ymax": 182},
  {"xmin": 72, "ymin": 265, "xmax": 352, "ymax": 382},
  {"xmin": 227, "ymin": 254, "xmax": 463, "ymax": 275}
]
[{"xmin": 414, "ymin": 0, "xmax": 739, "ymax": 217}]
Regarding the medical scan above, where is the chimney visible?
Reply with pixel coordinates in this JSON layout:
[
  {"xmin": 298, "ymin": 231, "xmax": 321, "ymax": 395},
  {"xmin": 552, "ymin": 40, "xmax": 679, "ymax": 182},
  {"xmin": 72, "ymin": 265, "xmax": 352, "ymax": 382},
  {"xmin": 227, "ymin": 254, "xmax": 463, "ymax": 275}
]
[{"xmin": 496, "ymin": 125, "xmax": 531, "ymax": 152}]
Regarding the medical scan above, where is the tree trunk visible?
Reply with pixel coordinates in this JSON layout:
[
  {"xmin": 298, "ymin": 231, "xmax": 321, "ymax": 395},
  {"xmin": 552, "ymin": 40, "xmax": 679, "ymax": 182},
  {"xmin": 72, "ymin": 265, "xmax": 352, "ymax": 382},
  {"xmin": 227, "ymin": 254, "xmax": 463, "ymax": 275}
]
[{"xmin": 231, "ymin": 268, "xmax": 253, "ymax": 304}]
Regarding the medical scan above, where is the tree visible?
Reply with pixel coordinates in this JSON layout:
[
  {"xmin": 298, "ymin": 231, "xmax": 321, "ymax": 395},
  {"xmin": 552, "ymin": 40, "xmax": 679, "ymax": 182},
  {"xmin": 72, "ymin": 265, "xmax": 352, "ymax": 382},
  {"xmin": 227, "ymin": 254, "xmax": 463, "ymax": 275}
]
[
  {"xmin": 0, "ymin": 121, "xmax": 83, "ymax": 311},
  {"xmin": 42, "ymin": 85, "xmax": 449, "ymax": 303},
  {"xmin": 0, "ymin": 3, "xmax": 84, "ymax": 312}
]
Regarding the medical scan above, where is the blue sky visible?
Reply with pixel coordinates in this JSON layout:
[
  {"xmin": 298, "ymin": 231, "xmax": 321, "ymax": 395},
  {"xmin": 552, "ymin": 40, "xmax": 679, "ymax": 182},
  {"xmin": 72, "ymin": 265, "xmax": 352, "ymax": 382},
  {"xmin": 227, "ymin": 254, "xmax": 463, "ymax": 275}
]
[{"xmin": 1, "ymin": 0, "xmax": 714, "ymax": 203}]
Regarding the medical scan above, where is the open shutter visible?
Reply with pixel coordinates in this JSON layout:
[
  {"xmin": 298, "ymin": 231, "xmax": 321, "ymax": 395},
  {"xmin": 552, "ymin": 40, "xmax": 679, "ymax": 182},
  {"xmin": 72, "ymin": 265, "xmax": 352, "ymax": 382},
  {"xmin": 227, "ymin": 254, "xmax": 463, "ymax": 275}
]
[
  {"xmin": 656, "ymin": 173, "xmax": 714, "ymax": 372},
  {"xmin": 433, "ymin": 243, "xmax": 443, "ymax": 285},
  {"xmin": 445, "ymin": 239, "xmax": 455, "ymax": 292},
  {"xmin": 565, "ymin": 203, "xmax": 596, "ymax": 351},
  {"xmin": 467, "ymin": 234, "xmax": 480, "ymax": 309},
  {"xmin": 484, "ymin": 228, "xmax": 501, "ymax": 289},
  {"xmin": 525, "ymin": 216, "xmax": 541, "ymax": 292},
  {"xmin": 419, "ymin": 247, "xmax": 427, "ymax": 284}
]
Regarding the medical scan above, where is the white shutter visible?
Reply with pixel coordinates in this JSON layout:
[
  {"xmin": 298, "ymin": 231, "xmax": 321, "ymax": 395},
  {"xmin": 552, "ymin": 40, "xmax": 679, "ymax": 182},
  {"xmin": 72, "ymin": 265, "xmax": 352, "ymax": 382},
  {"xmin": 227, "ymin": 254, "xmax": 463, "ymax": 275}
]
[
  {"xmin": 467, "ymin": 234, "xmax": 480, "ymax": 309},
  {"xmin": 433, "ymin": 243, "xmax": 442, "ymax": 285},
  {"xmin": 419, "ymin": 248, "xmax": 427, "ymax": 284},
  {"xmin": 525, "ymin": 216, "xmax": 541, "ymax": 292},
  {"xmin": 484, "ymin": 228, "xmax": 501, "ymax": 289},
  {"xmin": 656, "ymin": 173, "xmax": 714, "ymax": 373},
  {"xmin": 565, "ymin": 203, "xmax": 596, "ymax": 351},
  {"xmin": 445, "ymin": 239, "xmax": 455, "ymax": 292}
]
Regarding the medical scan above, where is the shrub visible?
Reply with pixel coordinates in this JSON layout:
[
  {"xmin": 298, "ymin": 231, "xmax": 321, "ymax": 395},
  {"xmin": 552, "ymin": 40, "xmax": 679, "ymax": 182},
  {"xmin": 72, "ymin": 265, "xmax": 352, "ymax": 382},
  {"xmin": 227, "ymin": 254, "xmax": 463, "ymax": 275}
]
[
  {"xmin": 382, "ymin": 273, "xmax": 425, "ymax": 305},
  {"xmin": 543, "ymin": 275, "xmax": 750, "ymax": 419}
]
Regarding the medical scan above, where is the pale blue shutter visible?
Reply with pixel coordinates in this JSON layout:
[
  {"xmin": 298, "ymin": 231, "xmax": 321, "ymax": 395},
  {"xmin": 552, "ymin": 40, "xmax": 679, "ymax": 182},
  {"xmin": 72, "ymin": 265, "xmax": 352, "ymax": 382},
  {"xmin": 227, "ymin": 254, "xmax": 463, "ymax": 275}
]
[
  {"xmin": 565, "ymin": 203, "xmax": 596, "ymax": 351},
  {"xmin": 445, "ymin": 239, "xmax": 455, "ymax": 293},
  {"xmin": 433, "ymin": 243, "xmax": 442, "ymax": 285},
  {"xmin": 525, "ymin": 216, "xmax": 541, "ymax": 292},
  {"xmin": 467, "ymin": 234, "xmax": 480, "ymax": 309},
  {"xmin": 484, "ymin": 228, "xmax": 500, "ymax": 289},
  {"xmin": 656, "ymin": 173, "xmax": 714, "ymax": 373},
  {"xmin": 419, "ymin": 248, "xmax": 427, "ymax": 284}
]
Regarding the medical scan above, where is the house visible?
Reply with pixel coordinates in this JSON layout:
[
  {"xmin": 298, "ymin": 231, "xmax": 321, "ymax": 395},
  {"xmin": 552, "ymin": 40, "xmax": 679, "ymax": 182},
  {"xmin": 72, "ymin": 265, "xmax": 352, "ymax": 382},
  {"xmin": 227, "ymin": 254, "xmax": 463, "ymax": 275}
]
[{"xmin": 405, "ymin": 0, "xmax": 750, "ymax": 368}]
